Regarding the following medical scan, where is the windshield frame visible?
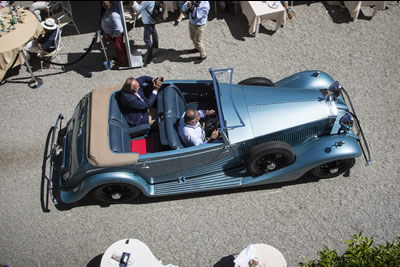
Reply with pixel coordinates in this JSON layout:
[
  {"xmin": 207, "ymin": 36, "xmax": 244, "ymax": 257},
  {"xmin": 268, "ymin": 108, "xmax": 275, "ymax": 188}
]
[{"xmin": 209, "ymin": 68, "xmax": 246, "ymax": 132}]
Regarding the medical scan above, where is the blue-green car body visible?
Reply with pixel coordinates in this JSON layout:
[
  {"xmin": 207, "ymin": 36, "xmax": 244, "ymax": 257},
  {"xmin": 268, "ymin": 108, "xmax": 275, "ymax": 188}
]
[{"xmin": 41, "ymin": 68, "xmax": 370, "ymax": 210}]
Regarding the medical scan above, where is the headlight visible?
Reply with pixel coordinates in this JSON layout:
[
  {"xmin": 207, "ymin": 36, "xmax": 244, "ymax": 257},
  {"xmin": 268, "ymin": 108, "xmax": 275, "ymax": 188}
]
[
  {"xmin": 339, "ymin": 112, "xmax": 354, "ymax": 131},
  {"xmin": 328, "ymin": 81, "xmax": 342, "ymax": 99}
]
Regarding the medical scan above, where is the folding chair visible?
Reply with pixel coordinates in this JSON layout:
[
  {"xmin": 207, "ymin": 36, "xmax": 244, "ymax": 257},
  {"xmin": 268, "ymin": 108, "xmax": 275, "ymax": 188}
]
[
  {"xmin": 46, "ymin": 1, "xmax": 60, "ymax": 16},
  {"xmin": 48, "ymin": 1, "xmax": 80, "ymax": 34},
  {"xmin": 39, "ymin": 26, "xmax": 66, "ymax": 71}
]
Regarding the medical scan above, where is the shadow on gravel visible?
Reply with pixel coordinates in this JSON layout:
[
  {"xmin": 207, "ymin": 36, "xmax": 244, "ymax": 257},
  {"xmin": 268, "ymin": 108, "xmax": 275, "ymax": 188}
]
[
  {"xmin": 65, "ymin": 2, "xmax": 102, "ymax": 36},
  {"xmin": 322, "ymin": 2, "xmax": 383, "ymax": 24},
  {"xmin": 52, "ymin": 172, "xmax": 343, "ymax": 212},
  {"xmin": 0, "ymin": 54, "xmax": 65, "ymax": 87},
  {"xmin": 322, "ymin": 2, "xmax": 355, "ymax": 24},
  {"xmin": 152, "ymin": 48, "xmax": 206, "ymax": 64},
  {"xmin": 1, "ymin": 69, "xmax": 67, "ymax": 88},
  {"xmin": 210, "ymin": 3, "xmax": 251, "ymax": 41},
  {"xmin": 213, "ymin": 254, "xmax": 236, "ymax": 267},
  {"xmin": 63, "ymin": 51, "xmax": 109, "ymax": 78},
  {"xmin": 219, "ymin": 12, "xmax": 250, "ymax": 41},
  {"xmin": 0, "ymin": 50, "xmax": 104, "ymax": 86},
  {"xmin": 86, "ymin": 254, "xmax": 103, "ymax": 267}
]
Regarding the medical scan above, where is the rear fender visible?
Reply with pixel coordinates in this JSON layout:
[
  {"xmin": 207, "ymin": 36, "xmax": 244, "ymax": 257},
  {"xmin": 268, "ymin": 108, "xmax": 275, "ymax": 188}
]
[{"xmin": 59, "ymin": 172, "xmax": 150, "ymax": 204}]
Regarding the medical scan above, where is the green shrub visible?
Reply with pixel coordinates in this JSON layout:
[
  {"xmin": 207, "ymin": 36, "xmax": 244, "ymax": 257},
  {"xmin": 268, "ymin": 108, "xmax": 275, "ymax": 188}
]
[{"xmin": 300, "ymin": 233, "xmax": 400, "ymax": 267}]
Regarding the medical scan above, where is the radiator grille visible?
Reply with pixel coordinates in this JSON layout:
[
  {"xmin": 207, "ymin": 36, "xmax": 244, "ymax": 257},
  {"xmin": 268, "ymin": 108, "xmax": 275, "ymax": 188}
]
[{"xmin": 239, "ymin": 121, "xmax": 324, "ymax": 155}]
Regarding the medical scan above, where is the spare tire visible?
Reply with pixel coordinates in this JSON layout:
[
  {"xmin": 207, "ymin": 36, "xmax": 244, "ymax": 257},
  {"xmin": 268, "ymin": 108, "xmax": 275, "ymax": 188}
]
[
  {"xmin": 238, "ymin": 77, "xmax": 275, "ymax": 87},
  {"xmin": 246, "ymin": 141, "xmax": 295, "ymax": 177}
]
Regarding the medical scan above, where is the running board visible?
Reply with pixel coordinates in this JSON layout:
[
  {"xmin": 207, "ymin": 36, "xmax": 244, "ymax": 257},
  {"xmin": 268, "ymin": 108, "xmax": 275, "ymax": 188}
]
[{"xmin": 153, "ymin": 168, "xmax": 245, "ymax": 196}]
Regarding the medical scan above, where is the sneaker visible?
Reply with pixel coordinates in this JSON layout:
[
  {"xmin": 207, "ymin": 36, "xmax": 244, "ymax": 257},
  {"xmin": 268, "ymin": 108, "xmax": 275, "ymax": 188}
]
[
  {"xmin": 287, "ymin": 8, "xmax": 294, "ymax": 19},
  {"xmin": 194, "ymin": 56, "xmax": 207, "ymax": 64},
  {"xmin": 111, "ymin": 61, "xmax": 128, "ymax": 70},
  {"xmin": 111, "ymin": 63, "xmax": 121, "ymax": 70}
]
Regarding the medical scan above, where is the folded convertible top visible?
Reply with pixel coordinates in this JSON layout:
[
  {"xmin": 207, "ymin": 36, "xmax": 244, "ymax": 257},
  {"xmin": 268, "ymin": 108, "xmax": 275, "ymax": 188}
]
[{"xmin": 86, "ymin": 85, "xmax": 139, "ymax": 167}]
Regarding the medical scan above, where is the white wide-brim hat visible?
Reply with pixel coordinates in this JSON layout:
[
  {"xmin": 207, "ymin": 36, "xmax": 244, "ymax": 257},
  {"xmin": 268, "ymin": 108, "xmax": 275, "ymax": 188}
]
[{"xmin": 41, "ymin": 18, "xmax": 57, "ymax": 30}]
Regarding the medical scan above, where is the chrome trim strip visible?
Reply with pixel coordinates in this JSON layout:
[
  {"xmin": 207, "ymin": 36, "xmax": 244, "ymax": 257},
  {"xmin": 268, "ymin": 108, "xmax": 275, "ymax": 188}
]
[{"xmin": 341, "ymin": 88, "xmax": 372, "ymax": 165}]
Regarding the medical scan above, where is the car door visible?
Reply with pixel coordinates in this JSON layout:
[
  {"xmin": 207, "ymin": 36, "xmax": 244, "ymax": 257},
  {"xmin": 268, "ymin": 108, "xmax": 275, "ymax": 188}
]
[
  {"xmin": 135, "ymin": 143, "xmax": 234, "ymax": 185},
  {"xmin": 178, "ymin": 142, "xmax": 238, "ymax": 181},
  {"xmin": 135, "ymin": 150, "xmax": 183, "ymax": 184}
]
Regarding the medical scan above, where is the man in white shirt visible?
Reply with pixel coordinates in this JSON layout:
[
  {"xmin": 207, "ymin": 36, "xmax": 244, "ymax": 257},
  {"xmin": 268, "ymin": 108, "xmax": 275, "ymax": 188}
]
[
  {"xmin": 101, "ymin": 1, "xmax": 127, "ymax": 68},
  {"xmin": 178, "ymin": 109, "xmax": 219, "ymax": 147}
]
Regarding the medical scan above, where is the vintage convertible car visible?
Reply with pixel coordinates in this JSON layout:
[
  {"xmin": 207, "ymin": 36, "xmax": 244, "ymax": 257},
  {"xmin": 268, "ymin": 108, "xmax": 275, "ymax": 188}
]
[{"xmin": 41, "ymin": 68, "xmax": 371, "ymax": 211}]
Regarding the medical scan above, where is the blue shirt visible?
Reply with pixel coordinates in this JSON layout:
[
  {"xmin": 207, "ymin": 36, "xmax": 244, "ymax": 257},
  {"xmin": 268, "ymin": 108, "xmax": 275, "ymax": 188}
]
[
  {"xmin": 39, "ymin": 29, "xmax": 57, "ymax": 52},
  {"xmin": 101, "ymin": 7, "xmax": 124, "ymax": 37},
  {"xmin": 182, "ymin": 1, "xmax": 210, "ymax": 26},
  {"xmin": 133, "ymin": 1, "xmax": 156, "ymax": 25}
]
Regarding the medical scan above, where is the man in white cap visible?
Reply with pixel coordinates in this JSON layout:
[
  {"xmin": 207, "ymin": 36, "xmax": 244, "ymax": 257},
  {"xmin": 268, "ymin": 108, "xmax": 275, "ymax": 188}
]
[
  {"xmin": 101, "ymin": 1, "xmax": 127, "ymax": 69},
  {"xmin": 29, "ymin": 1, "xmax": 49, "ymax": 21},
  {"xmin": 25, "ymin": 18, "xmax": 58, "ymax": 56}
]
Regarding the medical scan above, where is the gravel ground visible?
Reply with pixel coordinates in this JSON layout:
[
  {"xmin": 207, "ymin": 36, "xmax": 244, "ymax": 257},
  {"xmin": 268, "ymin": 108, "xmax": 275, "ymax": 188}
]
[{"xmin": 1, "ymin": 1, "xmax": 399, "ymax": 266}]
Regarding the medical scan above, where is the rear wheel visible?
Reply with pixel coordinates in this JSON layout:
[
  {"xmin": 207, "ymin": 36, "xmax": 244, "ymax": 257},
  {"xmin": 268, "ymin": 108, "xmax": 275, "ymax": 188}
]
[
  {"xmin": 93, "ymin": 183, "xmax": 141, "ymax": 204},
  {"xmin": 238, "ymin": 77, "xmax": 275, "ymax": 87},
  {"xmin": 310, "ymin": 158, "xmax": 355, "ymax": 179},
  {"xmin": 246, "ymin": 141, "xmax": 295, "ymax": 177}
]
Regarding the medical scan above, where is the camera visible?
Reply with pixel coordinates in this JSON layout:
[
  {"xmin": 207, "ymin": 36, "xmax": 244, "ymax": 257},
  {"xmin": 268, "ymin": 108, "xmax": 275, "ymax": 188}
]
[{"xmin": 188, "ymin": 1, "xmax": 200, "ymax": 11}]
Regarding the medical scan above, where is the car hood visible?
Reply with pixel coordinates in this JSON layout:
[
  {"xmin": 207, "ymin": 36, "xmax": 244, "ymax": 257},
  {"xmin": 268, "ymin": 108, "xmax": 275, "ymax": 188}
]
[{"xmin": 222, "ymin": 85, "xmax": 335, "ymax": 144}]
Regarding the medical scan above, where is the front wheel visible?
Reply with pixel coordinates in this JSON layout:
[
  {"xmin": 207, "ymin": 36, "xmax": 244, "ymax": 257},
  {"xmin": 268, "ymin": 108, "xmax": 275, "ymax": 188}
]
[
  {"xmin": 246, "ymin": 141, "xmax": 295, "ymax": 177},
  {"xmin": 310, "ymin": 158, "xmax": 355, "ymax": 179},
  {"xmin": 93, "ymin": 183, "xmax": 141, "ymax": 204}
]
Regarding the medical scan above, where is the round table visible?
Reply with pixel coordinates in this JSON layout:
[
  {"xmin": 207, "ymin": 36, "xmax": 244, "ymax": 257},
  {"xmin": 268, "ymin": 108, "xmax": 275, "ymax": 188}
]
[
  {"xmin": 0, "ymin": 7, "xmax": 43, "ymax": 81},
  {"xmin": 234, "ymin": 244, "xmax": 287, "ymax": 267},
  {"xmin": 100, "ymin": 239, "xmax": 166, "ymax": 267}
]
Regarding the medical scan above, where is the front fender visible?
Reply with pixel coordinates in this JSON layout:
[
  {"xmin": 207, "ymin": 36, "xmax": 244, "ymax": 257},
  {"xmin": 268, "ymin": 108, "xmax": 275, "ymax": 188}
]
[
  {"xmin": 242, "ymin": 135, "xmax": 362, "ymax": 186},
  {"xmin": 59, "ymin": 172, "xmax": 151, "ymax": 204},
  {"xmin": 294, "ymin": 135, "xmax": 362, "ymax": 170},
  {"xmin": 274, "ymin": 70, "xmax": 335, "ymax": 90}
]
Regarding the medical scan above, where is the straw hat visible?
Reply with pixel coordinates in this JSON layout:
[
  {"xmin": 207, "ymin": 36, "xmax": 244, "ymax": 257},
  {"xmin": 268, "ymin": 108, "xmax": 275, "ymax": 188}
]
[{"xmin": 41, "ymin": 18, "xmax": 57, "ymax": 30}]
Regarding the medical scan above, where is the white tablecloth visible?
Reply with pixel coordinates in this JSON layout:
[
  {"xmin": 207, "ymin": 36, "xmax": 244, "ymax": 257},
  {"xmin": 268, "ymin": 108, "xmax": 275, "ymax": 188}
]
[
  {"xmin": 0, "ymin": 7, "xmax": 43, "ymax": 81},
  {"xmin": 234, "ymin": 244, "xmax": 287, "ymax": 267},
  {"xmin": 344, "ymin": 1, "xmax": 386, "ymax": 20},
  {"xmin": 101, "ymin": 239, "xmax": 176, "ymax": 267},
  {"xmin": 240, "ymin": 1, "xmax": 286, "ymax": 36},
  {"xmin": 162, "ymin": 1, "xmax": 178, "ymax": 20}
]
